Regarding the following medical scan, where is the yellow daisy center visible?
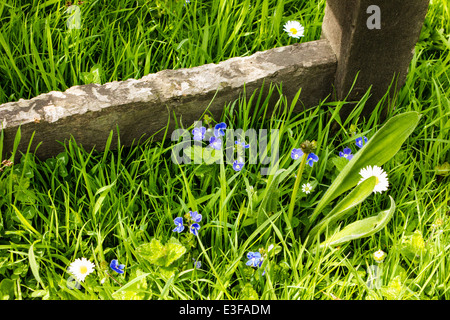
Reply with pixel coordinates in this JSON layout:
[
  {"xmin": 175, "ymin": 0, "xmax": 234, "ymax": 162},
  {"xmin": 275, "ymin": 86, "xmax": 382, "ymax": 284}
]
[
  {"xmin": 79, "ymin": 266, "xmax": 88, "ymax": 274},
  {"xmin": 375, "ymin": 176, "xmax": 380, "ymax": 185},
  {"xmin": 290, "ymin": 28, "xmax": 298, "ymax": 34}
]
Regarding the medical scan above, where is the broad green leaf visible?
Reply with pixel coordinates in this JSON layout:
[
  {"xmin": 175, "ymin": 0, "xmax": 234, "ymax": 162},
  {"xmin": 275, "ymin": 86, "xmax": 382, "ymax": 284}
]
[
  {"xmin": 307, "ymin": 176, "xmax": 376, "ymax": 245},
  {"xmin": 0, "ymin": 279, "xmax": 15, "ymax": 300},
  {"xmin": 320, "ymin": 195, "xmax": 396, "ymax": 248},
  {"xmin": 399, "ymin": 230, "xmax": 427, "ymax": 261},
  {"xmin": 164, "ymin": 241, "xmax": 187, "ymax": 267},
  {"xmin": 136, "ymin": 238, "xmax": 165, "ymax": 265},
  {"xmin": 183, "ymin": 146, "xmax": 222, "ymax": 165},
  {"xmin": 136, "ymin": 238, "xmax": 186, "ymax": 267},
  {"xmin": 309, "ymin": 112, "xmax": 420, "ymax": 223},
  {"xmin": 202, "ymin": 146, "xmax": 222, "ymax": 165},
  {"xmin": 56, "ymin": 152, "xmax": 69, "ymax": 166}
]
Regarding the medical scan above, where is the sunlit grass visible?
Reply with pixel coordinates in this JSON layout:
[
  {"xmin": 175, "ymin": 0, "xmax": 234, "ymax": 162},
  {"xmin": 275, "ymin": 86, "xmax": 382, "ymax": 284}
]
[{"xmin": 0, "ymin": 0, "xmax": 325, "ymax": 104}]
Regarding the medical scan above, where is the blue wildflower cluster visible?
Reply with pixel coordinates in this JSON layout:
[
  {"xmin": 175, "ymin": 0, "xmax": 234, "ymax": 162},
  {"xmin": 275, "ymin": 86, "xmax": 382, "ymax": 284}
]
[
  {"xmin": 191, "ymin": 120, "xmax": 250, "ymax": 172},
  {"xmin": 290, "ymin": 148, "xmax": 319, "ymax": 167},
  {"xmin": 173, "ymin": 211, "xmax": 202, "ymax": 236},
  {"xmin": 246, "ymin": 251, "xmax": 263, "ymax": 268},
  {"xmin": 339, "ymin": 136, "xmax": 368, "ymax": 161}
]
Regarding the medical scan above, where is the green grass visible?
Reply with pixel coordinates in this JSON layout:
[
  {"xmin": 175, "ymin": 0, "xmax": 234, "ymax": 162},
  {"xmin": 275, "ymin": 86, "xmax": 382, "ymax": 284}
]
[
  {"xmin": 0, "ymin": 0, "xmax": 324, "ymax": 104},
  {"xmin": 0, "ymin": 0, "xmax": 449, "ymax": 300}
]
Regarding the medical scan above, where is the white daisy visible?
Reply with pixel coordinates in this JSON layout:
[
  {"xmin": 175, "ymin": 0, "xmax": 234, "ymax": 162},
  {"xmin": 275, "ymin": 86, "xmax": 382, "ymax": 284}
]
[
  {"xmin": 68, "ymin": 257, "xmax": 95, "ymax": 282},
  {"xmin": 302, "ymin": 182, "xmax": 313, "ymax": 194},
  {"xmin": 373, "ymin": 250, "xmax": 387, "ymax": 263},
  {"xmin": 358, "ymin": 165, "xmax": 389, "ymax": 194},
  {"xmin": 283, "ymin": 21, "xmax": 305, "ymax": 39}
]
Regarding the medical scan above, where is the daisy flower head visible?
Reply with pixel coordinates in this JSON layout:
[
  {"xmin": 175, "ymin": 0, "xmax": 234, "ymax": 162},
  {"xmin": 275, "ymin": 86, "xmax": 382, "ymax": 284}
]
[
  {"xmin": 68, "ymin": 257, "xmax": 95, "ymax": 283},
  {"xmin": 302, "ymin": 182, "xmax": 313, "ymax": 194},
  {"xmin": 283, "ymin": 20, "xmax": 304, "ymax": 39},
  {"xmin": 373, "ymin": 250, "xmax": 387, "ymax": 263},
  {"xmin": 358, "ymin": 165, "xmax": 389, "ymax": 194}
]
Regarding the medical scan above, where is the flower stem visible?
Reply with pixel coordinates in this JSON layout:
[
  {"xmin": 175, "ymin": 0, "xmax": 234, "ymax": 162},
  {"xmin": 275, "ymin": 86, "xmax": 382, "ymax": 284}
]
[
  {"xmin": 287, "ymin": 153, "xmax": 308, "ymax": 224},
  {"xmin": 106, "ymin": 271, "xmax": 122, "ymax": 286}
]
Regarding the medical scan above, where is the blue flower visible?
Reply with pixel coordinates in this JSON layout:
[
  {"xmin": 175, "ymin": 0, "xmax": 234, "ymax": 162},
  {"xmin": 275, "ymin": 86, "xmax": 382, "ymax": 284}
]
[
  {"xmin": 232, "ymin": 160, "xmax": 244, "ymax": 171},
  {"xmin": 110, "ymin": 259, "xmax": 125, "ymax": 274},
  {"xmin": 235, "ymin": 139, "xmax": 250, "ymax": 149},
  {"xmin": 193, "ymin": 258, "xmax": 201, "ymax": 269},
  {"xmin": 192, "ymin": 127, "xmax": 206, "ymax": 141},
  {"xmin": 173, "ymin": 217, "xmax": 185, "ymax": 233},
  {"xmin": 190, "ymin": 211, "xmax": 202, "ymax": 223},
  {"xmin": 209, "ymin": 136, "xmax": 222, "ymax": 150},
  {"xmin": 355, "ymin": 136, "xmax": 368, "ymax": 148},
  {"xmin": 306, "ymin": 153, "xmax": 319, "ymax": 167},
  {"xmin": 246, "ymin": 252, "xmax": 263, "ymax": 268},
  {"xmin": 339, "ymin": 147, "xmax": 353, "ymax": 160},
  {"xmin": 214, "ymin": 122, "xmax": 227, "ymax": 137},
  {"xmin": 190, "ymin": 223, "xmax": 201, "ymax": 236},
  {"xmin": 291, "ymin": 148, "xmax": 304, "ymax": 160}
]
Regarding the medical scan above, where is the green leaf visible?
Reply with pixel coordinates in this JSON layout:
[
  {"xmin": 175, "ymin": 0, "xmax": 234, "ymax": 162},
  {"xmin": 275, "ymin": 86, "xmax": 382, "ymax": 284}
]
[
  {"xmin": 165, "ymin": 238, "xmax": 188, "ymax": 267},
  {"xmin": 11, "ymin": 204, "xmax": 42, "ymax": 238},
  {"xmin": 202, "ymin": 146, "xmax": 222, "ymax": 165},
  {"xmin": 307, "ymin": 176, "xmax": 376, "ymax": 245},
  {"xmin": 136, "ymin": 238, "xmax": 165, "ymax": 265},
  {"xmin": 320, "ymin": 195, "xmax": 396, "ymax": 248},
  {"xmin": 81, "ymin": 65, "xmax": 102, "ymax": 84},
  {"xmin": 380, "ymin": 275, "xmax": 407, "ymax": 300},
  {"xmin": 239, "ymin": 283, "xmax": 259, "ymax": 300},
  {"xmin": 435, "ymin": 162, "xmax": 450, "ymax": 177},
  {"xmin": 112, "ymin": 269, "xmax": 150, "ymax": 300},
  {"xmin": 136, "ymin": 238, "xmax": 186, "ymax": 267},
  {"xmin": 309, "ymin": 111, "xmax": 420, "ymax": 223},
  {"xmin": 183, "ymin": 145, "xmax": 222, "ymax": 165},
  {"xmin": 331, "ymin": 155, "xmax": 349, "ymax": 172},
  {"xmin": 399, "ymin": 230, "xmax": 427, "ymax": 261},
  {"xmin": 0, "ymin": 279, "xmax": 15, "ymax": 300},
  {"xmin": 28, "ymin": 240, "xmax": 44, "ymax": 289},
  {"xmin": 256, "ymin": 169, "xmax": 284, "ymax": 228},
  {"xmin": 93, "ymin": 180, "xmax": 116, "ymax": 215},
  {"xmin": 56, "ymin": 152, "xmax": 69, "ymax": 166}
]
